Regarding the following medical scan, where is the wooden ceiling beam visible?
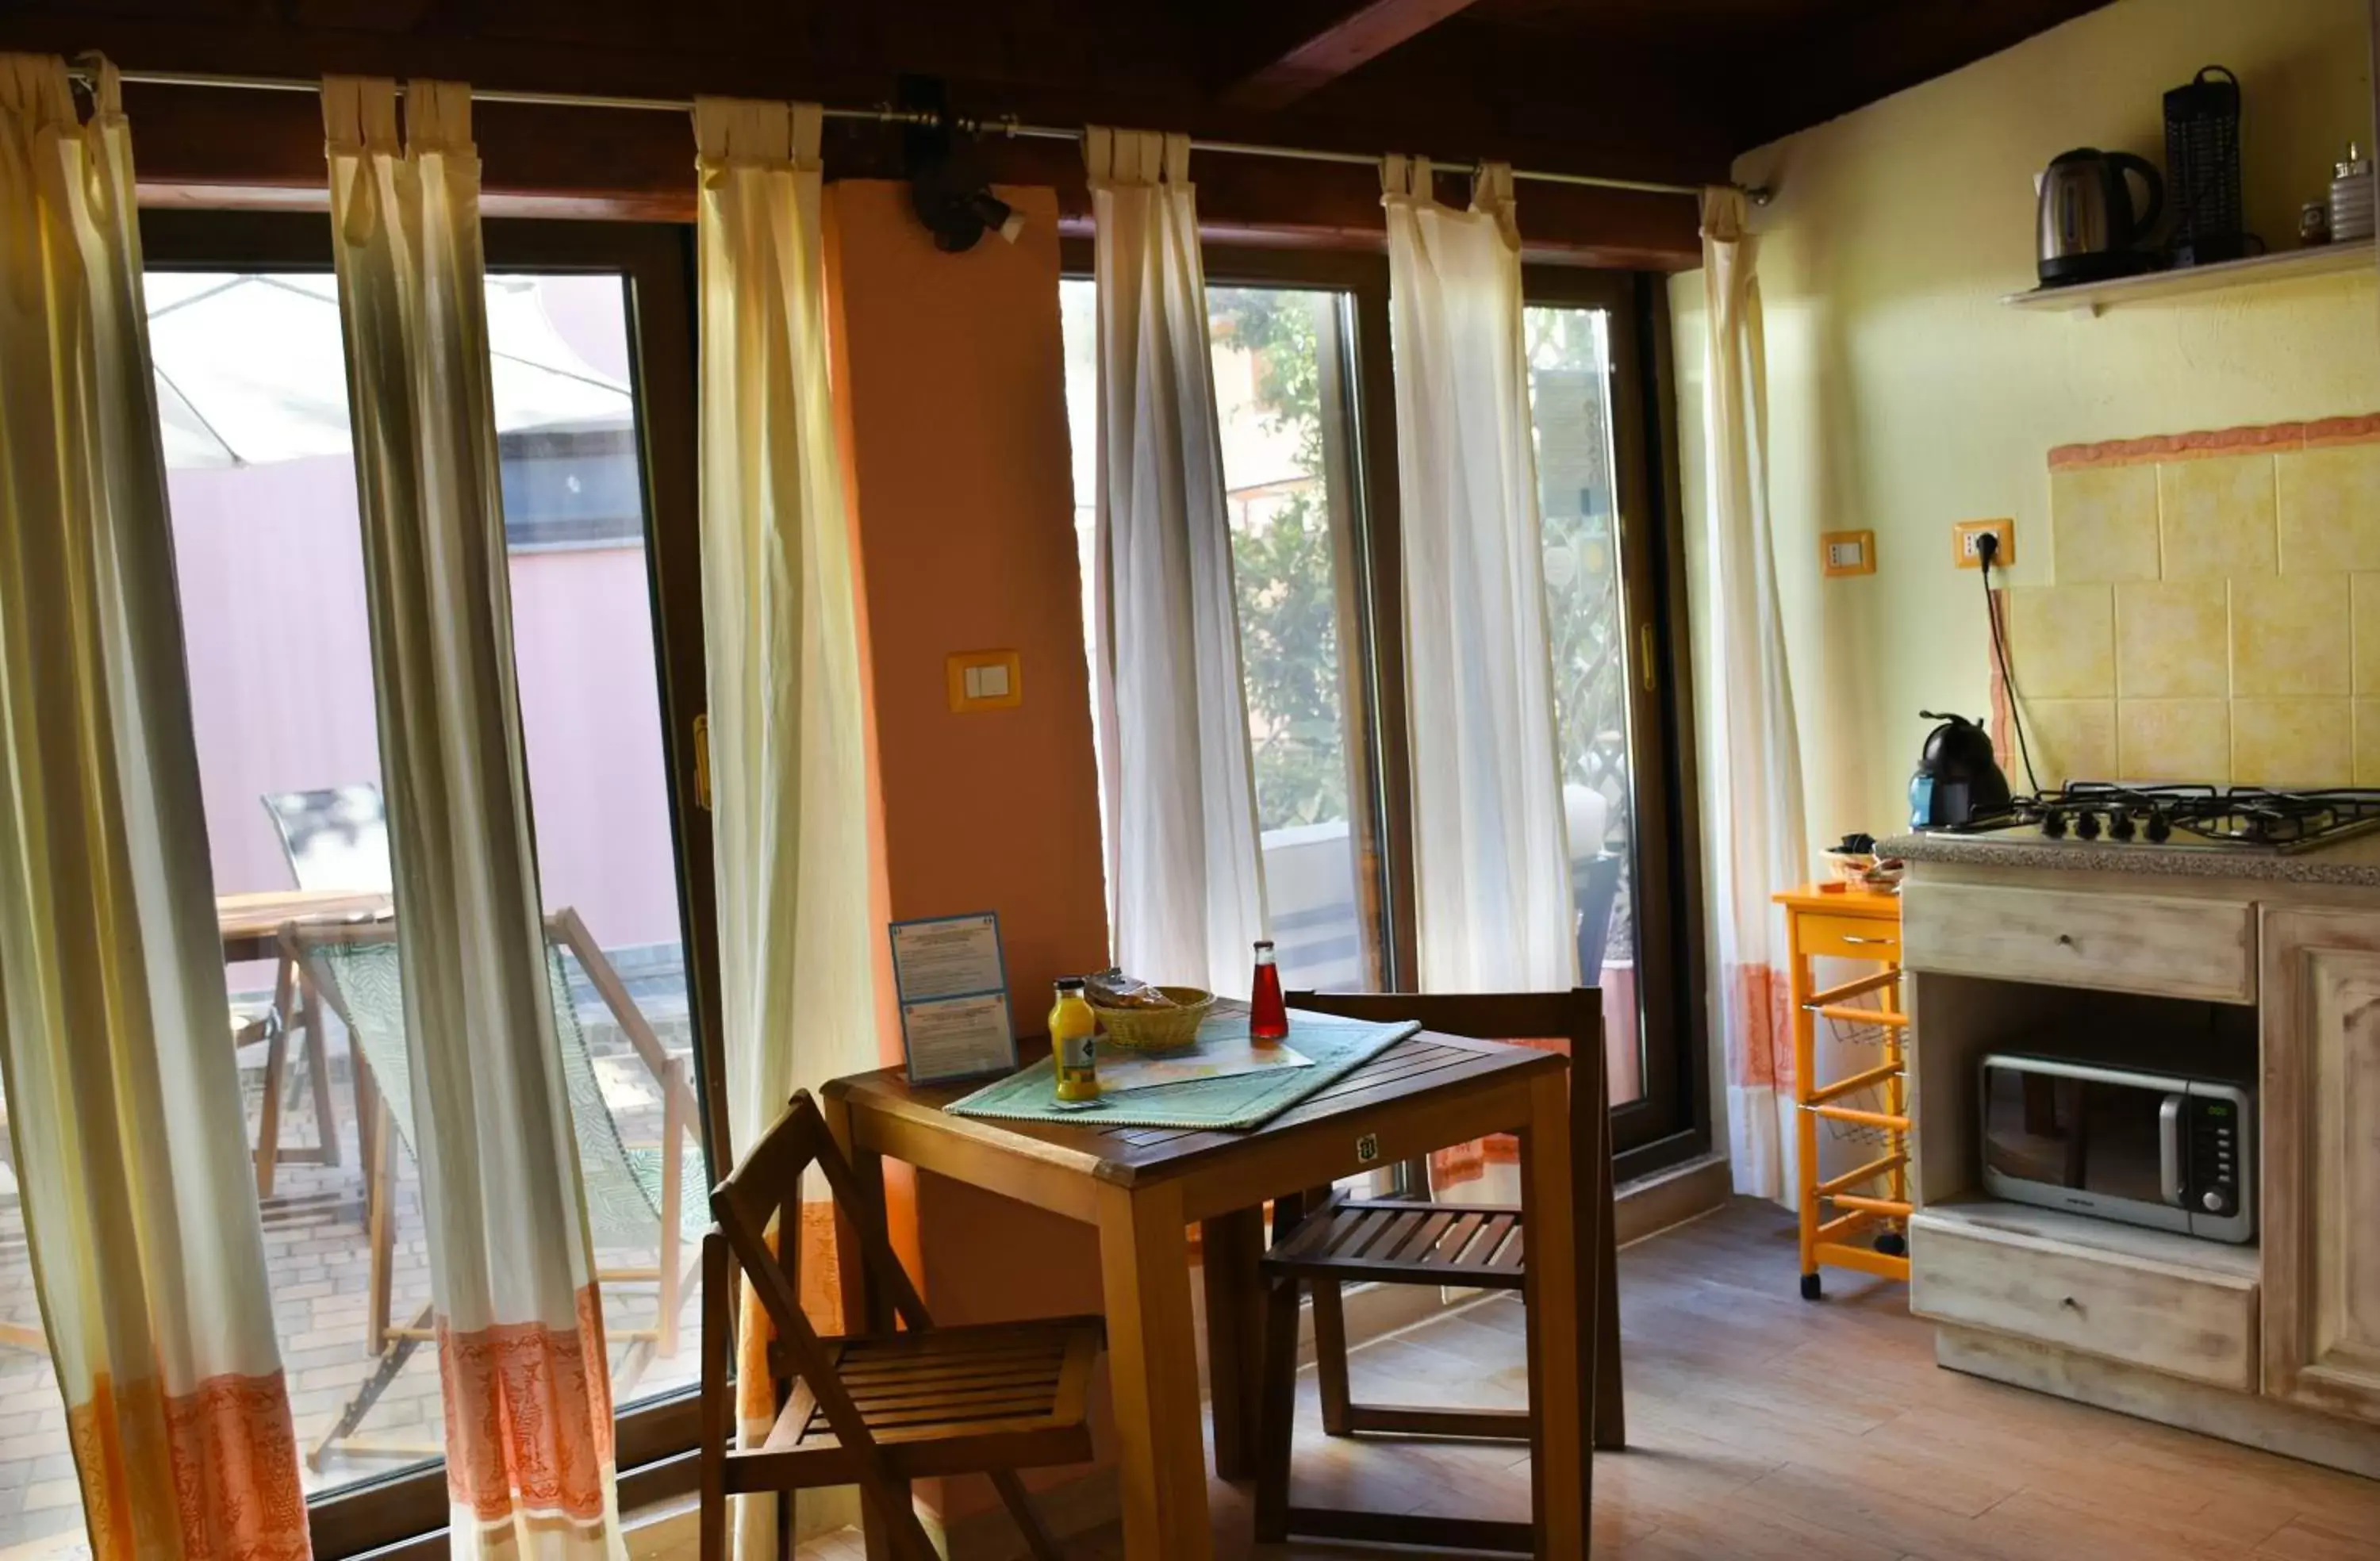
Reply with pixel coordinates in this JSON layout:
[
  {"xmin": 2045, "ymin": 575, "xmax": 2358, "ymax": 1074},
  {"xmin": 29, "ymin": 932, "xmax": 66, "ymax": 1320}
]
[{"xmin": 1216, "ymin": 0, "xmax": 1485, "ymax": 113}]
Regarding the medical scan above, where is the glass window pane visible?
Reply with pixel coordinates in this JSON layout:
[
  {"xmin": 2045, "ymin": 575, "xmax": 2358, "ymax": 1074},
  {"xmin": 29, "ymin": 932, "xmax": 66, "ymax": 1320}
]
[
  {"xmin": 1059, "ymin": 279, "xmax": 1383, "ymax": 993},
  {"xmin": 0, "ymin": 267, "xmax": 713, "ymax": 1536},
  {"xmin": 1525, "ymin": 305, "xmax": 1648, "ymax": 1107},
  {"xmin": 495, "ymin": 273, "xmax": 702, "ymax": 1412},
  {"xmin": 1209, "ymin": 286, "xmax": 1378, "ymax": 992}
]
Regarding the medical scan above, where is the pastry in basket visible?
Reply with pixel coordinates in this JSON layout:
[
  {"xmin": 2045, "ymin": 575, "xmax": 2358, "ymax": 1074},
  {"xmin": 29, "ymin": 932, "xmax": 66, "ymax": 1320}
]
[{"xmin": 1084, "ymin": 968, "xmax": 1177, "ymax": 1010}]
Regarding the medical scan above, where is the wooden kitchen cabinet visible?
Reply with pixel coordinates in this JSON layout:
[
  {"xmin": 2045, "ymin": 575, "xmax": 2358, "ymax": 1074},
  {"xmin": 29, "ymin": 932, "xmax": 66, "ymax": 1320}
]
[{"xmin": 2261, "ymin": 906, "xmax": 2380, "ymax": 1426}]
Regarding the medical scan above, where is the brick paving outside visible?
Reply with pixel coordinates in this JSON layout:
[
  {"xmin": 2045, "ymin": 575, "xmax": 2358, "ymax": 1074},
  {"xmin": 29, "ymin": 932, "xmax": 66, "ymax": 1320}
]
[{"xmin": 0, "ymin": 971, "xmax": 702, "ymax": 1559}]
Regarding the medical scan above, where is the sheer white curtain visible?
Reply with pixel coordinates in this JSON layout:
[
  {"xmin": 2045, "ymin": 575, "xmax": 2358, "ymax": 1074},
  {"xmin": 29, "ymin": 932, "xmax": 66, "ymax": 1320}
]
[
  {"xmin": 1084, "ymin": 125, "xmax": 1269, "ymax": 997},
  {"xmin": 0, "ymin": 53, "xmax": 311, "ymax": 1560},
  {"xmin": 692, "ymin": 94, "xmax": 881, "ymax": 1556},
  {"xmin": 323, "ymin": 77, "xmax": 624, "ymax": 1557},
  {"xmin": 1382, "ymin": 156, "xmax": 1576, "ymax": 994},
  {"xmin": 1698, "ymin": 186, "xmax": 1807, "ymax": 1202}
]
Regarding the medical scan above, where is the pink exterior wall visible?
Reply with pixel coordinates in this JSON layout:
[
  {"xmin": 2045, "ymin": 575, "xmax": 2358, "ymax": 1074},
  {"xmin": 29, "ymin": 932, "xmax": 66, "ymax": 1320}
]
[{"xmin": 167, "ymin": 456, "xmax": 683, "ymax": 965}]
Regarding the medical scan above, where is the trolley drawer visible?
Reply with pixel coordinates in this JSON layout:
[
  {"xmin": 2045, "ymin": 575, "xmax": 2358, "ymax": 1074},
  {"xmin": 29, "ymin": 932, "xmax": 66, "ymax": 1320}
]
[{"xmin": 1797, "ymin": 913, "xmax": 1900, "ymax": 961}]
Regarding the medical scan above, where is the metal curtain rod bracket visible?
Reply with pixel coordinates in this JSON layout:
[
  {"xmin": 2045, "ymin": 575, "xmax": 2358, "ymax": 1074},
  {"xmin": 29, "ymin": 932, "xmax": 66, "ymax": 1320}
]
[{"xmin": 68, "ymin": 62, "xmax": 1759, "ymax": 204}]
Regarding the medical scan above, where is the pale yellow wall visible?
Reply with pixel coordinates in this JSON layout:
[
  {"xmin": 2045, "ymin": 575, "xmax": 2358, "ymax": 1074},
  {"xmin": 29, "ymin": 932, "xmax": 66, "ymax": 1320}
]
[{"xmin": 1672, "ymin": 0, "xmax": 2380, "ymax": 858}]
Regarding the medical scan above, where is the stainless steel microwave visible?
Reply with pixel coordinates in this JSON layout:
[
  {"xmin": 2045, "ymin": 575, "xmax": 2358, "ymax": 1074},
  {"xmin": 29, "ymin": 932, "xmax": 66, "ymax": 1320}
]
[{"xmin": 1979, "ymin": 1053, "xmax": 2255, "ymax": 1244}]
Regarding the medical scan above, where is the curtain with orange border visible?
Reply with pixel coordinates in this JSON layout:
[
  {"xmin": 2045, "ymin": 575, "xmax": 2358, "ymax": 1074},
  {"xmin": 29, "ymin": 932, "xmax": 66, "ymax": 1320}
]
[
  {"xmin": 0, "ymin": 52, "xmax": 312, "ymax": 1560},
  {"xmin": 1697, "ymin": 186, "xmax": 1806, "ymax": 1204},
  {"xmin": 693, "ymin": 95, "xmax": 885, "ymax": 1557},
  {"xmin": 321, "ymin": 75, "xmax": 625, "ymax": 1556}
]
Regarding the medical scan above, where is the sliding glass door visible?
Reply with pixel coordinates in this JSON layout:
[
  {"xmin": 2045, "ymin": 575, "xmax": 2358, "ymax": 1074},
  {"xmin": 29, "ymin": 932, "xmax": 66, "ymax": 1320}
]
[
  {"xmin": 1056, "ymin": 250, "xmax": 1704, "ymax": 1176},
  {"xmin": 1060, "ymin": 253, "xmax": 1394, "ymax": 995},
  {"xmin": 1518, "ymin": 270, "xmax": 1700, "ymax": 1169},
  {"xmin": 13, "ymin": 213, "xmax": 720, "ymax": 1559}
]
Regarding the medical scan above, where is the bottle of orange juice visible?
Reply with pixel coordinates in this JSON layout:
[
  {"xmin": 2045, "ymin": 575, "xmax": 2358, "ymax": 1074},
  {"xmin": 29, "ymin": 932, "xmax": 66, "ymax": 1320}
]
[{"xmin": 1051, "ymin": 977, "xmax": 1100, "ymax": 1103}]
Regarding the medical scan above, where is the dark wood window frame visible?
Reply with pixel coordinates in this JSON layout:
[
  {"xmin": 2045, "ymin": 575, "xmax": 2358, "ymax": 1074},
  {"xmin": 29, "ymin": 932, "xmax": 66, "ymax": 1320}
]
[
  {"xmin": 138, "ymin": 209, "xmax": 717, "ymax": 1559},
  {"xmin": 1521, "ymin": 264, "xmax": 1710, "ymax": 1181}
]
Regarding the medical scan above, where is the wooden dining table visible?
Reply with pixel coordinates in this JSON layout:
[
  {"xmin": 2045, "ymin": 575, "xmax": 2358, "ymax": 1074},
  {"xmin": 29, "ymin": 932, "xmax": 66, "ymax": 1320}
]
[
  {"xmin": 820, "ymin": 1018, "xmax": 1589, "ymax": 1560},
  {"xmin": 217, "ymin": 887, "xmax": 392, "ymax": 965}
]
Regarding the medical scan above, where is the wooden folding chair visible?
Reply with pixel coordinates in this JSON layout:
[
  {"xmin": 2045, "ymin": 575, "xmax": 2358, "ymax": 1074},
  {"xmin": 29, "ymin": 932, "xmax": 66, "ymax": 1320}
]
[
  {"xmin": 1253, "ymin": 988, "xmax": 1624, "ymax": 1553},
  {"xmin": 700, "ymin": 1091, "xmax": 1104, "ymax": 1561}
]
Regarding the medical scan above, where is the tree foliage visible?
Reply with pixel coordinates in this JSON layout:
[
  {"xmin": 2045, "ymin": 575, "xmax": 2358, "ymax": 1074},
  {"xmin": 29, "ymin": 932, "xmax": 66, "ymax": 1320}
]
[{"xmin": 1211, "ymin": 290, "xmax": 1349, "ymax": 831}]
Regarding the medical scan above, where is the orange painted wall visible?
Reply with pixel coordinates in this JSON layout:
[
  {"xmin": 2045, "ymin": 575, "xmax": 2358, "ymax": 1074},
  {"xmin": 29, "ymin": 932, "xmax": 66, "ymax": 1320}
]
[{"xmin": 823, "ymin": 181, "xmax": 1115, "ymax": 1513}]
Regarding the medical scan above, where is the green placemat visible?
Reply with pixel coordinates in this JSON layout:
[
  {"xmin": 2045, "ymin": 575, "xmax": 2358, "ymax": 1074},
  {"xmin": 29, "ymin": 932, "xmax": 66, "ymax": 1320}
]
[{"xmin": 947, "ymin": 1010, "xmax": 1418, "ymax": 1130}]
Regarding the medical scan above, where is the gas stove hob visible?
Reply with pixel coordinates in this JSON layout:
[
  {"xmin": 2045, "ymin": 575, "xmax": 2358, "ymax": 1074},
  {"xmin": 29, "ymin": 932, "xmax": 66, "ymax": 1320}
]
[{"xmin": 1942, "ymin": 782, "xmax": 2380, "ymax": 853}]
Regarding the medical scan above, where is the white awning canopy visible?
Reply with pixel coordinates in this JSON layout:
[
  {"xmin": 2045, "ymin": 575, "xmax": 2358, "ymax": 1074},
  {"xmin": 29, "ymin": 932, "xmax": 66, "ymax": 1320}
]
[{"xmin": 146, "ymin": 273, "xmax": 633, "ymax": 470}]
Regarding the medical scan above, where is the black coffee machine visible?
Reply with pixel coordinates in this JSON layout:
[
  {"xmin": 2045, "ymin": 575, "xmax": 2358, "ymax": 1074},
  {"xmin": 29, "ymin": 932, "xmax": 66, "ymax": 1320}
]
[{"xmin": 1909, "ymin": 711, "xmax": 2013, "ymax": 830}]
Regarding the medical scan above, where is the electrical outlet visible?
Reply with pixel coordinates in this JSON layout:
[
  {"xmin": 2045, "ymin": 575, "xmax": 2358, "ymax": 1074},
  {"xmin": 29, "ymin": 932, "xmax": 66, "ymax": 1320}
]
[{"xmin": 1953, "ymin": 519, "xmax": 2015, "ymax": 570}]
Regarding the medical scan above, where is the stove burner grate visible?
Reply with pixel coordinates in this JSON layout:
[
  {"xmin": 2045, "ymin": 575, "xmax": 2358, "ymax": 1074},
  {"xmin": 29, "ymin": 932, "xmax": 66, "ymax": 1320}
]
[{"xmin": 1958, "ymin": 783, "xmax": 2380, "ymax": 852}]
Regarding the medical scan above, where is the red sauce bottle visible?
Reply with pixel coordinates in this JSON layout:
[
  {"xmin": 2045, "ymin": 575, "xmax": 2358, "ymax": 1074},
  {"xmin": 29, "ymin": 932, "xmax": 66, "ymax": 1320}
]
[{"xmin": 1250, "ymin": 939, "xmax": 1288, "ymax": 1044}]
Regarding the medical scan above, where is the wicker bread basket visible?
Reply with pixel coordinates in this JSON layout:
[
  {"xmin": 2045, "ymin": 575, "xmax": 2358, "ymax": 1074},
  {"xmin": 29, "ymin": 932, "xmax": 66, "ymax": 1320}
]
[{"xmin": 1092, "ymin": 986, "xmax": 1215, "ymax": 1053}]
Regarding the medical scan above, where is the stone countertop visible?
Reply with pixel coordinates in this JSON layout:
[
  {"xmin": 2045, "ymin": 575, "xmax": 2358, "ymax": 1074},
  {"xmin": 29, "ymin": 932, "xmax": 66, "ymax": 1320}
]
[{"xmin": 1879, "ymin": 827, "xmax": 2380, "ymax": 888}]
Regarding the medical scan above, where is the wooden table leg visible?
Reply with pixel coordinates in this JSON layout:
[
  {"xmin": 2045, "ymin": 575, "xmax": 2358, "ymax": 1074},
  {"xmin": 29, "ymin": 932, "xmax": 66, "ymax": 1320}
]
[
  {"xmin": 254, "ymin": 957, "xmax": 292, "ymax": 1200},
  {"xmin": 1588, "ymin": 1022, "xmax": 1626, "ymax": 1451},
  {"xmin": 1199, "ymin": 1206, "xmax": 1267, "ymax": 1480},
  {"xmin": 820, "ymin": 1091, "xmax": 893, "ymax": 1338},
  {"xmin": 1520, "ymin": 1068, "xmax": 1587, "ymax": 1559},
  {"xmin": 1099, "ymin": 1179, "xmax": 1213, "ymax": 1560}
]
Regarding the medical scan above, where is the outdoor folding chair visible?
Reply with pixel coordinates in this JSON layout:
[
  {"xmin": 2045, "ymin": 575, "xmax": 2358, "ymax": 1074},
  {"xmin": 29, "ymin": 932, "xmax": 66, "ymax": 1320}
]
[{"xmin": 287, "ymin": 907, "xmax": 702, "ymax": 1469}]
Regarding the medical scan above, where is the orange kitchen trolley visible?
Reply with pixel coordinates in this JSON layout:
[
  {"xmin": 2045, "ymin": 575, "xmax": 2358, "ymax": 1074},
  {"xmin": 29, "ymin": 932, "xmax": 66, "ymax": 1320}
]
[{"xmin": 1775, "ymin": 882, "xmax": 1910, "ymax": 1297}]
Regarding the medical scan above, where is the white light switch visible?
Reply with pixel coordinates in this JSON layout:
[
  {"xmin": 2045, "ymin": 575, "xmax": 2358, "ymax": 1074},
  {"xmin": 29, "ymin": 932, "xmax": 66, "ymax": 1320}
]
[{"xmin": 946, "ymin": 650, "xmax": 1023, "ymax": 711}]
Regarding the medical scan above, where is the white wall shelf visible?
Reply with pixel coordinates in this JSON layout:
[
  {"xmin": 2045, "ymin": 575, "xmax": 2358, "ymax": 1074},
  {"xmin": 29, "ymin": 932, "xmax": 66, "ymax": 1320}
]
[{"xmin": 2002, "ymin": 239, "xmax": 2375, "ymax": 315}]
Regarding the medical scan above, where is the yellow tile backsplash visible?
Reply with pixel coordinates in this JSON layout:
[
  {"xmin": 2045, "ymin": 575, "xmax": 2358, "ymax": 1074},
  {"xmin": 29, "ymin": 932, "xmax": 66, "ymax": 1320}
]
[
  {"xmin": 2049, "ymin": 464, "xmax": 2159, "ymax": 584},
  {"xmin": 2158, "ymin": 454, "xmax": 2276, "ymax": 580},
  {"xmin": 2355, "ymin": 573, "xmax": 2380, "ymax": 696},
  {"xmin": 2230, "ymin": 573, "xmax": 2350, "ymax": 697},
  {"xmin": 2016, "ymin": 416, "xmax": 2380, "ymax": 786},
  {"xmin": 2278, "ymin": 443, "xmax": 2380, "ymax": 574},
  {"xmin": 2004, "ymin": 585, "xmax": 2112, "ymax": 699},
  {"xmin": 2025, "ymin": 699, "xmax": 2115, "ymax": 787},
  {"xmin": 2232, "ymin": 699, "xmax": 2352, "ymax": 787},
  {"xmin": 2117, "ymin": 699, "xmax": 2231, "ymax": 784},
  {"xmin": 2358, "ymin": 700, "xmax": 2380, "ymax": 786},
  {"xmin": 2114, "ymin": 581, "xmax": 2228, "ymax": 699}
]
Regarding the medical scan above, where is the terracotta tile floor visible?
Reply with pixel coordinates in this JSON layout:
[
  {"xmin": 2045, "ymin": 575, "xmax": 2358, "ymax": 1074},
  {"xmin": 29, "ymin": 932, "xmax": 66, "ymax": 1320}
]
[{"xmin": 0, "ymin": 984, "xmax": 703, "ymax": 1559}]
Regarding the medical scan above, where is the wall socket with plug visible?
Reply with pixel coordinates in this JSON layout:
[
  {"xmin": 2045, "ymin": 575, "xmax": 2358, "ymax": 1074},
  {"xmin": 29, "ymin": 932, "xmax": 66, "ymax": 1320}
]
[{"xmin": 1952, "ymin": 519, "xmax": 2015, "ymax": 569}]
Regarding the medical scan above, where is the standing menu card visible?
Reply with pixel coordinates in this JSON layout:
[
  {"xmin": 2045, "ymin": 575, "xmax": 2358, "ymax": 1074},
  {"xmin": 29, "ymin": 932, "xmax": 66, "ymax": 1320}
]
[{"xmin": 889, "ymin": 911, "xmax": 1017, "ymax": 1085}]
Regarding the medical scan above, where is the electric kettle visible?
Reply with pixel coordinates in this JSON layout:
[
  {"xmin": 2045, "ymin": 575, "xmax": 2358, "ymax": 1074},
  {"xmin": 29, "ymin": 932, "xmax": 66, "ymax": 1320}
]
[{"xmin": 2037, "ymin": 148, "xmax": 2165, "ymax": 285}]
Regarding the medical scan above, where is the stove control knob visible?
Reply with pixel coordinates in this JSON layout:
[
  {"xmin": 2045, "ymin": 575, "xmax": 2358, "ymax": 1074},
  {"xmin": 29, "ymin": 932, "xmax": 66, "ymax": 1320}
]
[
  {"xmin": 2109, "ymin": 811, "xmax": 2136, "ymax": 841},
  {"xmin": 2075, "ymin": 810, "xmax": 2102, "ymax": 840},
  {"xmin": 2144, "ymin": 811, "xmax": 2172, "ymax": 844},
  {"xmin": 2041, "ymin": 811, "xmax": 2068, "ymax": 838},
  {"xmin": 2202, "ymin": 1190, "xmax": 2225, "ymax": 1213}
]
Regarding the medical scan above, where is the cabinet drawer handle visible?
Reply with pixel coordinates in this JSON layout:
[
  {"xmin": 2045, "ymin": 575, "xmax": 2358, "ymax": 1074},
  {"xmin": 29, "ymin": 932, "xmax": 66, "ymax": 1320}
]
[
  {"xmin": 2060, "ymin": 1296, "xmax": 2081, "ymax": 1311},
  {"xmin": 1841, "ymin": 934, "xmax": 1891, "ymax": 945},
  {"xmin": 2056, "ymin": 934, "xmax": 2076, "ymax": 947}
]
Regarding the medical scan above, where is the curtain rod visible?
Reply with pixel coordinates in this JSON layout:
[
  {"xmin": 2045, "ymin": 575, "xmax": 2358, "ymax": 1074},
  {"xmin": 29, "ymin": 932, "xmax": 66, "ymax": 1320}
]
[{"xmin": 73, "ymin": 64, "xmax": 1760, "ymax": 203}]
